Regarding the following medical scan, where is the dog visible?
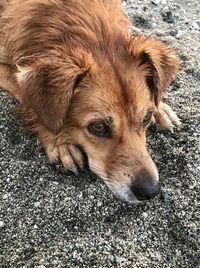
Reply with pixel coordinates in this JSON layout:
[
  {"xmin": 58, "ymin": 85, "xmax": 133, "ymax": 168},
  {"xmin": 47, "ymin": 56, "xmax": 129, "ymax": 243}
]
[{"xmin": 0, "ymin": 0, "xmax": 181, "ymax": 203}]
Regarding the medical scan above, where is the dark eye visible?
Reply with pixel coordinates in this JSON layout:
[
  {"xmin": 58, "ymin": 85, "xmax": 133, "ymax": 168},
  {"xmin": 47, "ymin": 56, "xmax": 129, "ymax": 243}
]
[
  {"xmin": 87, "ymin": 121, "xmax": 112, "ymax": 138},
  {"xmin": 143, "ymin": 111, "xmax": 153, "ymax": 126}
]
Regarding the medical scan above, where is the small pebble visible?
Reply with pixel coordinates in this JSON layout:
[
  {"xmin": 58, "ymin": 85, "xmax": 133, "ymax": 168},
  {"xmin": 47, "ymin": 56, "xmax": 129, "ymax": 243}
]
[
  {"xmin": 164, "ymin": 36, "xmax": 176, "ymax": 43},
  {"xmin": 151, "ymin": 0, "xmax": 161, "ymax": 5},
  {"xmin": 176, "ymin": 30, "xmax": 184, "ymax": 39},
  {"xmin": 0, "ymin": 221, "xmax": 4, "ymax": 227},
  {"xmin": 151, "ymin": 0, "xmax": 167, "ymax": 5},
  {"xmin": 116, "ymin": 256, "xmax": 127, "ymax": 263},
  {"xmin": 192, "ymin": 21, "xmax": 200, "ymax": 30},
  {"xmin": 142, "ymin": 212, "xmax": 148, "ymax": 219},
  {"xmin": 162, "ymin": 11, "xmax": 175, "ymax": 23},
  {"xmin": 34, "ymin": 201, "xmax": 41, "ymax": 207},
  {"xmin": 152, "ymin": 22, "xmax": 158, "ymax": 28},
  {"xmin": 2, "ymin": 193, "xmax": 10, "ymax": 199}
]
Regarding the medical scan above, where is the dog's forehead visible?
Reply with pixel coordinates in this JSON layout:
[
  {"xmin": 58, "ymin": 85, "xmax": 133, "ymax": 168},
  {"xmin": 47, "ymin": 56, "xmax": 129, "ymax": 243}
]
[
  {"xmin": 75, "ymin": 70, "xmax": 152, "ymax": 126},
  {"xmin": 95, "ymin": 66, "xmax": 152, "ymax": 115},
  {"xmin": 70, "ymin": 57, "xmax": 153, "ymax": 127},
  {"xmin": 95, "ymin": 55, "xmax": 152, "ymax": 110}
]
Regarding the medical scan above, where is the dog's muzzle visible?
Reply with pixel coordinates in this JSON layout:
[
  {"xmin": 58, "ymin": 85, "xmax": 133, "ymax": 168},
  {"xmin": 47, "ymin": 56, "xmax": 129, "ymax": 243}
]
[{"xmin": 106, "ymin": 168, "xmax": 160, "ymax": 204}]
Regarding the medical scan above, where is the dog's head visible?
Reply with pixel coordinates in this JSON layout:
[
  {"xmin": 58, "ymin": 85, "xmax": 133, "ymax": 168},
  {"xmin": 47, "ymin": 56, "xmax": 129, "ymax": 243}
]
[{"xmin": 16, "ymin": 36, "xmax": 179, "ymax": 203}]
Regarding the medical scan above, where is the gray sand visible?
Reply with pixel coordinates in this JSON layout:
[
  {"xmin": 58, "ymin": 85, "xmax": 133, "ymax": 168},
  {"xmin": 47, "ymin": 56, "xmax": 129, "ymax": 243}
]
[{"xmin": 0, "ymin": 0, "xmax": 199, "ymax": 267}]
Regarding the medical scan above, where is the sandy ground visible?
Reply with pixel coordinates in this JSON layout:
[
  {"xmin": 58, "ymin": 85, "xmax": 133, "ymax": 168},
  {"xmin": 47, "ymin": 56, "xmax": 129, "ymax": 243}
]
[{"xmin": 0, "ymin": 0, "xmax": 199, "ymax": 267}]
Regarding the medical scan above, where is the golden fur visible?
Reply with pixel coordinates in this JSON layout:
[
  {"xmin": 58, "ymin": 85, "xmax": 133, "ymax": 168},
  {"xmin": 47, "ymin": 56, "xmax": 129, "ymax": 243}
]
[{"xmin": 0, "ymin": 0, "xmax": 180, "ymax": 203}]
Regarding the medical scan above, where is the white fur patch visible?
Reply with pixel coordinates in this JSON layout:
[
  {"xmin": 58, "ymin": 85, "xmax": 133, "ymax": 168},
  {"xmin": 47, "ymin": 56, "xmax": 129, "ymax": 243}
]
[
  {"xmin": 16, "ymin": 65, "xmax": 33, "ymax": 82},
  {"xmin": 106, "ymin": 183, "xmax": 141, "ymax": 204}
]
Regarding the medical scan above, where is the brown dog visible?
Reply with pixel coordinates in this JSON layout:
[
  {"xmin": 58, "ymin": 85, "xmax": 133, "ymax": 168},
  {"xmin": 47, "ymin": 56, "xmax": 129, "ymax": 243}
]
[{"xmin": 0, "ymin": 0, "xmax": 180, "ymax": 203}]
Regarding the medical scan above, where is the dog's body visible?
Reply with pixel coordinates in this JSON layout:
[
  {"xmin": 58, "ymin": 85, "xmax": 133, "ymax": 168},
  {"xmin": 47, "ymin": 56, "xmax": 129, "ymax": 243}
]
[{"xmin": 0, "ymin": 0, "xmax": 180, "ymax": 203}]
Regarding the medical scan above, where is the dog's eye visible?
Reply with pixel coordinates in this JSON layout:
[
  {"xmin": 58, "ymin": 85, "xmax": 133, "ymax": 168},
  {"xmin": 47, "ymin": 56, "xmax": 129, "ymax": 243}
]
[
  {"xmin": 143, "ymin": 111, "xmax": 153, "ymax": 126},
  {"xmin": 87, "ymin": 122, "xmax": 112, "ymax": 138}
]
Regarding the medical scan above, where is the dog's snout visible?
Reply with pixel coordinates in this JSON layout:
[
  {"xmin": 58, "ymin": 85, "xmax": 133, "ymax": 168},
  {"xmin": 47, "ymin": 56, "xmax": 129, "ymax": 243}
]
[{"xmin": 131, "ymin": 170, "xmax": 160, "ymax": 201}]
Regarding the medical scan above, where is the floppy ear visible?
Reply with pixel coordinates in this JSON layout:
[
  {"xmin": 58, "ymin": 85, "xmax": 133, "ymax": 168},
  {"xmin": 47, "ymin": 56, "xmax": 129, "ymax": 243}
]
[
  {"xmin": 130, "ymin": 36, "xmax": 179, "ymax": 105},
  {"xmin": 16, "ymin": 52, "xmax": 92, "ymax": 133}
]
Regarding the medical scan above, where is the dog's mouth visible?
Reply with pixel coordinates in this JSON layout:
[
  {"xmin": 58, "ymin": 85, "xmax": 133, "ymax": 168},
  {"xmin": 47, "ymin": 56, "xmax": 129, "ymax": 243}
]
[
  {"xmin": 106, "ymin": 183, "xmax": 142, "ymax": 204},
  {"xmin": 103, "ymin": 179, "xmax": 160, "ymax": 204}
]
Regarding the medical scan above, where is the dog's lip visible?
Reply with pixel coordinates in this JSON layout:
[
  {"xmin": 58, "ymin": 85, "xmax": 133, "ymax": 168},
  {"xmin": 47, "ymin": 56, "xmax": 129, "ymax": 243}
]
[
  {"xmin": 105, "ymin": 182, "xmax": 142, "ymax": 204},
  {"xmin": 112, "ymin": 191, "xmax": 142, "ymax": 204}
]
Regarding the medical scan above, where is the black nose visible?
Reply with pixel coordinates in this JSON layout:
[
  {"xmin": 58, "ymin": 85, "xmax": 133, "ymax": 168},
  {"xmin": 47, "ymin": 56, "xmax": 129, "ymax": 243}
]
[{"xmin": 131, "ymin": 170, "xmax": 160, "ymax": 201}]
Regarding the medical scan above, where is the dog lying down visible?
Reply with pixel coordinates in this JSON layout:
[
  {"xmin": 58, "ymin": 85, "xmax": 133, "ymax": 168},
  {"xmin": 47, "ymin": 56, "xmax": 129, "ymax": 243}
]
[{"xmin": 0, "ymin": 0, "xmax": 181, "ymax": 203}]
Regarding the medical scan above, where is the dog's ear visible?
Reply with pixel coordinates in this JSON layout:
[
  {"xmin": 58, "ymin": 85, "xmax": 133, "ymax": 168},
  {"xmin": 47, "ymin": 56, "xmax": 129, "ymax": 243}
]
[
  {"xmin": 130, "ymin": 36, "xmax": 179, "ymax": 105},
  {"xmin": 16, "ymin": 52, "xmax": 92, "ymax": 133}
]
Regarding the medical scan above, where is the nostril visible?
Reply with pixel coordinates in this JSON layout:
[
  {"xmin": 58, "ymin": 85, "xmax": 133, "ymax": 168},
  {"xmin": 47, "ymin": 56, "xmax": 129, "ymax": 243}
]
[{"xmin": 131, "ymin": 170, "xmax": 160, "ymax": 201}]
